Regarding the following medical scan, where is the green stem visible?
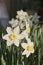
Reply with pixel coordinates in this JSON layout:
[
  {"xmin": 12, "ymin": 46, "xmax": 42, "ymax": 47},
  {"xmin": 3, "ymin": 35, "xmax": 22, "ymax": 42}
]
[
  {"xmin": 21, "ymin": 51, "xmax": 25, "ymax": 65},
  {"xmin": 38, "ymin": 48, "xmax": 41, "ymax": 65},
  {"xmin": 22, "ymin": 61, "xmax": 25, "ymax": 65},
  {"xmin": 17, "ymin": 47, "xmax": 19, "ymax": 65},
  {"xmin": 1, "ymin": 55, "xmax": 6, "ymax": 65},
  {"xmin": 12, "ymin": 46, "xmax": 14, "ymax": 65}
]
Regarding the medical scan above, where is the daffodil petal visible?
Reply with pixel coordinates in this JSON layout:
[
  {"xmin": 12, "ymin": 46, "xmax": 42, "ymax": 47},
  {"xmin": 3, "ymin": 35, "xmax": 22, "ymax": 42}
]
[
  {"xmin": 26, "ymin": 52, "xmax": 30, "ymax": 57},
  {"xmin": 18, "ymin": 34, "xmax": 25, "ymax": 39},
  {"xmin": 12, "ymin": 20, "xmax": 18, "ymax": 27},
  {"xmin": 9, "ymin": 18, "xmax": 14, "ymax": 24},
  {"xmin": 7, "ymin": 41, "xmax": 13, "ymax": 46},
  {"xmin": 27, "ymin": 38, "xmax": 31, "ymax": 44},
  {"xmin": 26, "ymin": 22, "xmax": 29, "ymax": 28},
  {"xmin": 6, "ymin": 27, "xmax": 13, "ymax": 34},
  {"xmin": 21, "ymin": 43, "xmax": 27, "ymax": 49},
  {"xmin": 3, "ymin": 34, "xmax": 10, "ymax": 41},
  {"xmin": 28, "ymin": 42, "xmax": 34, "ymax": 46},
  {"xmin": 14, "ymin": 40, "xmax": 19, "ymax": 47},
  {"xmin": 13, "ymin": 26, "xmax": 20, "ymax": 34},
  {"xmin": 31, "ymin": 49, "xmax": 34, "ymax": 53},
  {"xmin": 22, "ymin": 50, "xmax": 27, "ymax": 55},
  {"xmin": 22, "ymin": 30, "xmax": 28, "ymax": 38}
]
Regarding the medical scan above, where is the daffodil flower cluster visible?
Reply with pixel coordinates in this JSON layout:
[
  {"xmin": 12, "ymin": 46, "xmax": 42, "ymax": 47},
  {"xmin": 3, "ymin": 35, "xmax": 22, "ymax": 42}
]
[{"xmin": 3, "ymin": 10, "xmax": 35, "ymax": 58}]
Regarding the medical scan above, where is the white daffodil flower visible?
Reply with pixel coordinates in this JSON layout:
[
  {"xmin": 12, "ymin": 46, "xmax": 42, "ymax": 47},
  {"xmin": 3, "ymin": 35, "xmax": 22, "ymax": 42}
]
[
  {"xmin": 16, "ymin": 10, "xmax": 31, "ymax": 29},
  {"xmin": 22, "ymin": 23, "xmax": 30, "ymax": 40},
  {"xmin": 9, "ymin": 18, "xmax": 18, "ymax": 28},
  {"xmin": 3, "ymin": 26, "xmax": 24, "ymax": 47},
  {"xmin": 16, "ymin": 10, "xmax": 28, "ymax": 21},
  {"xmin": 21, "ymin": 39, "xmax": 34, "ymax": 57},
  {"xmin": 32, "ymin": 13, "xmax": 40, "ymax": 22}
]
